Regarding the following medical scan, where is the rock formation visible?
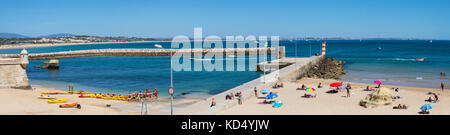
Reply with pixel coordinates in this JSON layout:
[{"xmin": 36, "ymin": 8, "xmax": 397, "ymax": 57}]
[
  {"xmin": 42, "ymin": 59, "xmax": 60, "ymax": 69},
  {"xmin": 304, "ymin": 57, "xmax": 346, "ymax": 79}
]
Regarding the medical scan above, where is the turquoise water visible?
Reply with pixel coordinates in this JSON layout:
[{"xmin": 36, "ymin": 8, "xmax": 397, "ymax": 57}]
[
  {"xmin": 1, "ymin": 40, "xmax": 449, "ymax": 96},
  {"xmin": 281, "ymin": 40, "xmax": 450, "ymax": 88}
]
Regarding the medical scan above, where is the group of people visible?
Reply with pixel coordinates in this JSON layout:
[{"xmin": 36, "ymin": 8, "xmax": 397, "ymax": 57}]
[
  {"xmin": 212, "ymin": 91, "xmax": 244, "ymax": 107},
  {"xmin": 273, "ymin": 82, "xmax": 284, "ymax": 89},
  {"xmin": 227, "ymin": 92, "xmax": 243, "ymax": 105},
  {"xmin": 441, "ymin": 72, "xmax": 447, "ymax": 78},
  {"xmin": 128, "ymin": 88, "xmax": 159, "ymax": 101},
  {"xmin": 425, "ymin": 92, "xmax": 439, "ymax": 103},
  {"xmin": 394, "ymin": 104, "xmax": 408, "ymax": 109}
]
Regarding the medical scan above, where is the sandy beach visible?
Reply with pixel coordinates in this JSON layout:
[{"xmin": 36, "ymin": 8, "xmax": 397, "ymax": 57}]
[
  {"xmin": 217, "ymin": 78, "xmax": 450, "ymax": 115},
  {"xmin": 0, "ymin": 85, "xmax": 201, "ymax": 115},
  {"xmin": 0, "ymin": 41, "xmax": 170, "ymax": 50}
]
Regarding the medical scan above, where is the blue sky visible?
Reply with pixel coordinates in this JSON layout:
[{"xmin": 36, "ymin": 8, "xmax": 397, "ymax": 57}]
[{"xmin": 1, "ymin": 0, "xmax": 449, "ymax": 39}]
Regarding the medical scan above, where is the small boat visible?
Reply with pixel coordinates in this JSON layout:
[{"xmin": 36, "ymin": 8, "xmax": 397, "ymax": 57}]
[
  {"xmin": 38, "ymin": 95, "xmax": 56, "ymax": 99},
  {"xmin": 377, "ymin": 46, "xmax": 382, "ymax": 50},
  {"xmin": 41, "ymin": 92, "xmax": 59, "ymax": 95},
  {"xmin": 154, "ymin": 44, "xmax": 163, "ymax": 49},
  {"xmin": 48, "ymin": 98, "xmax": 68, "ymax": 103},
  {"xmin": 430, "ymin": 40, "xmax": 433, "ymax": 43},
  {"xmin": 415, "ymin": 58, "xmax": 426, "ymax": 61},
  {"xmin": 59, "ymin": 103, "xmax": 78, "ymax": 108},
  {"xmin": 68, "ymin": 91, "xmax": 89, "ymax": 94}
]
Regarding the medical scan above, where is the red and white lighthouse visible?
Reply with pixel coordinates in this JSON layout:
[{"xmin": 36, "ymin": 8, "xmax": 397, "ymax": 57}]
[{"xmin": 321, "ymin": 41, "xmax": 326, "ymax": 55}]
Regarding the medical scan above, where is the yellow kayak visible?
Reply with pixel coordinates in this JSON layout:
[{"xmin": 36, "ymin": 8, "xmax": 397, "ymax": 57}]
[
  {"xmin": 40, "ymin": 92, "xmax": 59, "ymax": 94},
  {"xmin": 102, "ymin": 96, "xmax": 113, "ymax": 100},
  {"xmin": 38, "ymin": 95, "xmax": 56, "ymax": 99},
  {"xmin": 69, "ymin": 91, "xmax": 89, "ymax": 94},
  {"xmin": 48, "ymin": 98, "xmax": 68, "ymax": 103},
  {"xmin": 41, "ymin": 92, "xmax": 70, "ymax": 94}
]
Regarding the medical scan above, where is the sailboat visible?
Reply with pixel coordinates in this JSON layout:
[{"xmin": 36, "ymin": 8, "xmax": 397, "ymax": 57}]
[{"xmin": 430, "ymin": 40, "xmax": 433, "ymax": 43}]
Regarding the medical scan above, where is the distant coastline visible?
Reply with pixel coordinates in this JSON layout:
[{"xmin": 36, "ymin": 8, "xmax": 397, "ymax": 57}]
[{"xmin": 0, "ymin": 40, "xmax": 171, "ymax": 50}]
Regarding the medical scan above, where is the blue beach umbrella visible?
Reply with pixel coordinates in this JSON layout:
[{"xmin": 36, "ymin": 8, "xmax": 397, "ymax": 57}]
[
  {"xmin": 266, "ymin": 93, "xmax": 278, "ymax": 99},
  {"xmin": 420, "ymin": 104, "xmax": 434, "ymax": 110}
]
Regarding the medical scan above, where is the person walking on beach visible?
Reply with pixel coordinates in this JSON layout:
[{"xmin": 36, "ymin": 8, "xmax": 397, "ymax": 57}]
[
  {"xmin": 154, "ymin": 88, "xmax": 158, "ymax": 99},
  {"xmin": 210, "ymin": 98, "xmax": 216, "ymax": 107},
  {"xmin": 346, "ymin": 87, "xmax": 351, "ymax": 97},
  {"xmin": 346, "ymin": 83, "xmax": 352, "ymax": 90},
  {"xmin": 238, "ymin": 93, "xmax": 243, "ymax": 105},
  {"xmin": 442, "ymin": 82, "xmax": 445, "ymax": 91},
  {"xmin": 254, "ymin": 87, "xmax": 258, "ymax": 97}
]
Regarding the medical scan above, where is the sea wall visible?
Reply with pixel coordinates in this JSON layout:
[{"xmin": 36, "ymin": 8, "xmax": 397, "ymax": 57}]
[
  {"xmin": 181, "ymin": 55, "xmax": 325, "ymax": 115},
  {"xmin": 0, "ymin": 58, "xmax": 31, "ymax": 89},
  {"xmin": 0, "ymin": 47, "xmax": 285, "ymax": 60}
]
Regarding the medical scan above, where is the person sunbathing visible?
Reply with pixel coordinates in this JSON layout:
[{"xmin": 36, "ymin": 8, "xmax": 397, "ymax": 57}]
[
  {"xmin": 273, "ymin": 84, "xmax": 278, "ymax": 88},
  {"xmin": 402, "ymin": 104, "xmax": 408, "ymax": 109},
  {"xmin": 433, "ymin": 94, "xmax": 439, "ymax": 102},
  {"xmin": 425, "ymin": 97, "xmax": 433, "ymax": 102},
  {"xmin": 303, "ymin": 93, "xmax": 315, "ymax": 98}
]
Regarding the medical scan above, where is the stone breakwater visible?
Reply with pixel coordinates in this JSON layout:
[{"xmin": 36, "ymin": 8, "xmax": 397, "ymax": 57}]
[
  {"xmin": 180, "ymin": 55, "xmax": 325, "ymax": 115},
  {"xmin": 0, "ymin": 47, "xmax": 285, "ymax": 60}
]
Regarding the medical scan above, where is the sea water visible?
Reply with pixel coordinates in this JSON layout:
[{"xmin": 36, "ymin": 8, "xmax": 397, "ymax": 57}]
[{"xmin": 1, "ymin": 40, "xmax": 449, "ymax": 97}]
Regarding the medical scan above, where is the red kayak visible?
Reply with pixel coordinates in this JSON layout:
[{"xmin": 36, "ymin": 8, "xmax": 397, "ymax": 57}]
[{"xmin": 78, "ymin": 95, "xmax": 91, "ymax": 98}]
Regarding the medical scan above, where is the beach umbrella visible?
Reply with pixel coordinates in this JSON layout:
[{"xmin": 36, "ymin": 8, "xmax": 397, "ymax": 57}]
[
  {"xmin": 265, "ymin": 93, "xmax": 278, "ymax": 99},
  {"xmin": 329, "ymin": 82, "xmax": 342, "ymax": 87},
  {"xmin": 420, "ymin": 104, "xmax": 434, "ymax": 110},
  {"xmin": 305, "ymin": 88, "xmax": 316, "ymax": 92},
  {"xmin": 374, "ymin": 80, "xmax": 383, "ymax": 84}
]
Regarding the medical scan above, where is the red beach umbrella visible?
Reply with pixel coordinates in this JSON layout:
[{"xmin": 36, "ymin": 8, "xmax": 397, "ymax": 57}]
[{"xmin": 330, "ymin": 82, "xmax": 343, "ymax": 87}]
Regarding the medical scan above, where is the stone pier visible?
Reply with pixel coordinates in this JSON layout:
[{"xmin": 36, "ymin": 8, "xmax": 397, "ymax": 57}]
[
  {"xmin": 0, "ymin": 47, "xmax": 285, "ymax": 60},
  {"xmin": 181, "ymin": 55, "xmax": 325, "ymax": 115}
]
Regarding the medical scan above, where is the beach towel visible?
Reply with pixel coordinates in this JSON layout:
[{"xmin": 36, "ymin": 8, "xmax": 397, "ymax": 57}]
[{"xmin": 261, "ymin": 89, "xmax": 270, "ymax": 94}]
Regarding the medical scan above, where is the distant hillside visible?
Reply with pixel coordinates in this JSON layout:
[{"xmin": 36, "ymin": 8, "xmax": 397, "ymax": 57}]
[
  {"xmin": 38, "ymin": 33, "xmax": 78, "ymax": 38},
  {"xmin": 0, "ymin": 33, "xmax": 30, "ymax": 38}
]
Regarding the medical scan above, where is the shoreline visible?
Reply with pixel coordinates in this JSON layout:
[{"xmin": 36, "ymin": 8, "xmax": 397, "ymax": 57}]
[
  {"xmin": 216, "ymin": 78, "xmax": 450, "ymax": 115},
  {"xmin": 0, "ymin": 40, "xmax": 171, "ymax": 50},
  {"xmin": 0, "ymin": 85, "xmax": 202, "ymax": 115},
  {"xmin": 1, "ymin": 77, "xmax": 448, "ymax": 114}
]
